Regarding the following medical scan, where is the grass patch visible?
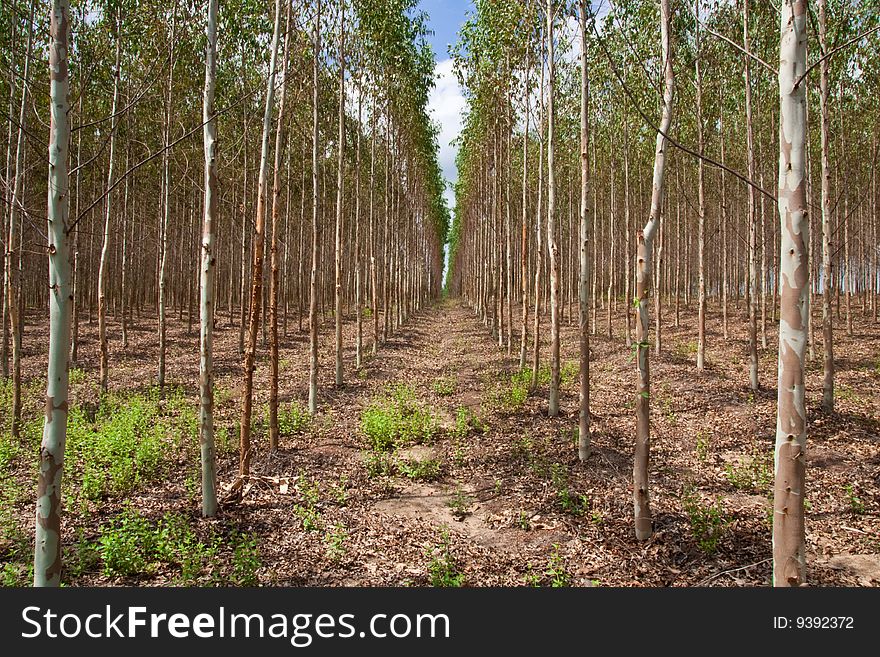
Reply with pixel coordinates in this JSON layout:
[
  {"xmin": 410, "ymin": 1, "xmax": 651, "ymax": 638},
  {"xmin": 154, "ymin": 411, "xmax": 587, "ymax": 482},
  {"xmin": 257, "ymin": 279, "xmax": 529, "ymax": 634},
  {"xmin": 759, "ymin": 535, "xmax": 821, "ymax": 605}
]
[
  {"xmin": 360, "ymin": 384, "xmax": 437, "ymax": 451},
  {"xmin": 276, "ymin": 400, "xmax": 310, "ymax": 436},
  {"xmin": 550, "ymin": 462, "xmax": 590, "ymax": 516},
  {"xmin": 452, "ymin": 406, "xmax": 486, "ymax": 439},
  {"xmin": 398, "ymin": 457, "xmax": 443, "ymax": 481},
  {"xmin": 96, "ymin": 506, "xmax": 260, "ymax": 585},
  {"xmin": 432, "ymin": 377, "xmax": 456, "ymax": 397}
]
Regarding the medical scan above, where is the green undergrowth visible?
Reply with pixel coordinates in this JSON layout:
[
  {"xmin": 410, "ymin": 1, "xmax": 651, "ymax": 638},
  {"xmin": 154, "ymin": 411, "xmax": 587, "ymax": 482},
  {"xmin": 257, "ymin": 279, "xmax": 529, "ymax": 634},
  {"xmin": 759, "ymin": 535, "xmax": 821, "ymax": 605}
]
[
  {"xmin": 94, "ymin": 506, "xmax": 260, "ymax": 585},
  {"xmin": 65, "ymin": 386, "xmax": 196, "ymax": 502},
  {"xmin": 360, "ymin": 384, "xmax": 438, "ymax": 451}
]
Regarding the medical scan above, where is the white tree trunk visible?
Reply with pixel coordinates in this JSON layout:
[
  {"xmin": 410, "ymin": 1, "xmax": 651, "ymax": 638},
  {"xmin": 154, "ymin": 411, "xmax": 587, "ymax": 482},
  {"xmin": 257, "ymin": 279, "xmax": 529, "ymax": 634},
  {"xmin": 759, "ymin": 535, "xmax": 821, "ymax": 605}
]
[
  {"xmin": 773, "ymin": 0, "xmax": 809, "ymax": 588},
  {"xmin": 198, "ymin": 0, "xmax": 220, "ymax": 518},
  {"xmin": 35, "ymin": 0, "xmax": 72, "ymax": 587}
]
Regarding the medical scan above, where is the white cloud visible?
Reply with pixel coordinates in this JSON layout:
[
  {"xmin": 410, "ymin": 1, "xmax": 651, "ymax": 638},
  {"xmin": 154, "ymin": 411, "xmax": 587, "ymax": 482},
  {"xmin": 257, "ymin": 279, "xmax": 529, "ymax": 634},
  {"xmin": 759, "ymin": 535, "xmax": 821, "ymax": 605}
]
[{"xmin": 428, "ymin": 58, "xmax": 465, "ymax": 213}]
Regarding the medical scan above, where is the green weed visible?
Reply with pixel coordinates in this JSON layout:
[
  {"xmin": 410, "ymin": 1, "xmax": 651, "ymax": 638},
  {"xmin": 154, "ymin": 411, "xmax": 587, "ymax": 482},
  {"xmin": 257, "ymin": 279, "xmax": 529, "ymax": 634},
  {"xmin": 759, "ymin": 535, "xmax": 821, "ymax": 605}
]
[
  {"xmin": 682, "ymin": 488, "xmax": 729, "ymax": 555},
  {"xmin": 447, "ymin": 486, "xmax": 473, "ymax": 521},
  {"xmin": 725, "ymin": 447, "xmax": 773, "ymax": 493},
  {"xmin": 426, "ymin": 528, "xmax": 465, "ymax": 587},
  {"xmin": 432, "ymin": 377, "xmax": 456, "ymax": 397},
  {"xmin": 360, "ymin": 385, "xmax": 437, "ymax": 451},
  {"xmin": 398, "ymin": 458, "xmax": 443, "ymax": 481}
]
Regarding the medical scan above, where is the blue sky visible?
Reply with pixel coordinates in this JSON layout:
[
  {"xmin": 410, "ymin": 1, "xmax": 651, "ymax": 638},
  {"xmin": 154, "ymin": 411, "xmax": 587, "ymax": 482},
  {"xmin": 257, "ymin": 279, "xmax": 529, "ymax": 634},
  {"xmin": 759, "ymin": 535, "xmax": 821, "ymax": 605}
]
[{"xmin": 421, "ymin": 0, "xmax": 472, "ymax": 215}]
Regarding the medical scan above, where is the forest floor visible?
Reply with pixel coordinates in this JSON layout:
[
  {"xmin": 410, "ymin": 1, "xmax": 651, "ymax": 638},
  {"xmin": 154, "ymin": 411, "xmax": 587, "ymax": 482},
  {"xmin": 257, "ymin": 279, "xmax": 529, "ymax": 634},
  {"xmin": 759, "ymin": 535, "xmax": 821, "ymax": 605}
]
[{"xmin": 1, "ymin": 297, "xmax": 878, "ymax": 587}]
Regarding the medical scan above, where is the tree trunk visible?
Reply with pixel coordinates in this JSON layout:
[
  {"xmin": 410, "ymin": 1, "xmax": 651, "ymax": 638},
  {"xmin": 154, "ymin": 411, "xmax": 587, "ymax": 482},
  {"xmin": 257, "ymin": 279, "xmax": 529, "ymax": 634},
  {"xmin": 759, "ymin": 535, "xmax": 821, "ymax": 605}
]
[
  {"xmin": 530, "ymin": 20, "xmax": 545, "ymax": 392},
  {"xmin": 158, "ymin": 9, "xmax": 177, "ymax": 389},
  {"xmin": 98, "ymin": 18, "xmax": 122, "ymax": 394},
  {"xmin": 773, "ymin": 0, "xmax": 808, "ymax": 587},
  {"xmin": 546, "ymin": 0, "xmax": 560, "ymax": 418},
  {"xmin": 355, "ymin": 78, "xmax": 363, "ymax": 369},
  {"xmin": 34, "ymin": 0, "xmax": 71, "ymax": 586},
  {"xmin": 634, "ymin": 0, "xmax": 673, "ymax": 542},
  {"xmin": 198, "ymin": 0, "xmax": 220, "ymax": 517},
  {"xmin": 269, "ymin": 0, "xmax": 292, "ymax": 452},
  {"xmin": 818, "ymin": 0, "xmax": 834, "ymax": 412},
  {"xmin": 519, "ymin": 47, "xmax": 530, "ymax": 371},
  {"xmin": 744, "ymin": 0, "xmax": 759, "ymax": 391},
  {"xmin": 239, "ymin": 0, "xmax": 282, "ymax": 479},
  {"xmin": 334, "ymin": 3, "xmax": 345, "ymax": 387},
  {"xmin": 5, "ymin": 0, "xmax": 35, "ymax": 438},
  {"xmin": 578, "ymin": 0, "xmax": 591, "ymax": 460},
  {"xmin": 309, "ymin": 0, "xmax": 322, "ymax": 414},
  {"xmin": 696, "ymin": 0, "xmax": 706, "ymax": 371}
]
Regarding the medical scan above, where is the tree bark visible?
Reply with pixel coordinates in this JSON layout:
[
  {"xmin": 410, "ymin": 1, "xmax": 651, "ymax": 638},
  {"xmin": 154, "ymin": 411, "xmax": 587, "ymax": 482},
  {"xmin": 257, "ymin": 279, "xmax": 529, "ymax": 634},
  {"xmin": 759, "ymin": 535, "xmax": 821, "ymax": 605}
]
[
  {"xmin": 98, "ymin": 17, "xmax": 122, "ymax": 394},
  {"xmin": 198, "ymin": 0, "xmax": 220, "ymax": 517},
  {"xmin": 309, "ymin": 0, "xmax": 322, "ymax": 414},
  {"xmin": 334, "ymin": 2, "xmax": 345, "ymax": 387},
  {"xmin": 546, "ymin": 0, "xmax": 560, "ymax": 418},
  {"xmin": 634, "ymin": 0, "xmax": 673, "ymax": 542},
  {"xmin": 34, "ymin": 0, "xmax": 71, "ymax": 586},
  {"xmin": 578, "ymin": 0, "xmax": 591, "ymax": 460},
  {"xmin": 239, "ymin": 0, "xmax": 282, "ymax": 479},
  {"xmin": 269, "ymin": 0, "xmax": 292, "ymax": 452},
  {"xmin": 773, "ymin": 0, "xmax": 808, "ymax": 587}
]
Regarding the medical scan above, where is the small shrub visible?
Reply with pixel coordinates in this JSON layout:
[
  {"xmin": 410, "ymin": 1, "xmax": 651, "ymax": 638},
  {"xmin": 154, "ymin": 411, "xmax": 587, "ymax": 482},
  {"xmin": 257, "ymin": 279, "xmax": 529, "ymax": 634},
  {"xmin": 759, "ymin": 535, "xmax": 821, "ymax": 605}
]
[
  {"xmin": 67, "ymin": 393, "xmax": 170, "ymax": 501},
  {"xmin": 426, "ymin": 529, "xmax": 464, "ymax": 587},
  {"xmin": 66, "ymin": 528, "xmax": 100, "ymax": 578},
  {"xmin": 68, "ymin": 367, "xmax": 86, "ymax": 386},
  {"xmin": 276, "ymin": 401, "xmax": 310, "ymax": 436},
  {"xmin": 452, "ymin": 406, "xmax": 485, "ymax": 439},
  {"xmin": 294, "ymin": 477, "xmax": 322, "ymax": 532},
  {"xmin": 559, "ymin": 361, "xmax": 578, "ymax": 386},
  {"xmin": 432, "ymin": 377, "xmax": 456, "ymax": 397},
  {"xmin": 695, "ymin": 432, "xmax": 711, "ymax": 462},
  {"xmin": 682, "ymin": 489, "xmax": 729, "ymax": 555},
  {"xmin": 675, "ymin": 341, "xmax": 698, "ymax": 358},
  {"xmin": 550, "ymin": 463, "xmax": 589, "ymax": 516},
  {"xmin": 98, "ymin": 506, "xmax": 156, "ymax": 577},
  {"xmin": 545, "ymin": 544, "xmax": 571, "ymax": 587},
  {"xmin": 845, "ymin": 484, "xmax": 865, "ymax": 515},
  {"xmin": 488, "ymin": 373, "xmax": 528, "ymax": 411},
  {"xmin": 725, "ymin": 448, "xmax": 772, "ymax": 492},
  {"xmin": 360, "ymin": 385, "xmax": 437, "ymax": 450},
  {"xmin": 331, "ymin": 475, "xmax": 349, "ymax": 506},
  {"xmin": 364, "ymin": 450, "xmax": 396, "ymax": 478},
  {"xmin": 447, "ymin": 486, "xmax": 472, "ymax": 521},
  {"xmin": 0, "ymin": 433, "xmax": 20, "ymax": 474},
  {"xmin": 398, "ymin": 458, "xmax": 443, "ymax": 481},
  {"xmin": 230, "ymin": 532, "xmax": 261, "ymax": 586},
  {"xmin": 513, "ymin": 433, "xmax": 534, "ymax": 460},
  {"xmin": 324, "ymin": 524, "xmax": 347, "ymax": 561}
]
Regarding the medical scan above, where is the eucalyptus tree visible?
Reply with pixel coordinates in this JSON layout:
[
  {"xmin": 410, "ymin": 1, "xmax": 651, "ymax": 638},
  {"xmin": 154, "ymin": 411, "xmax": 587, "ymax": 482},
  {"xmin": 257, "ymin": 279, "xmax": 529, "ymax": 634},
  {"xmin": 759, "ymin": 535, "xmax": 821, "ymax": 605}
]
[
  {"xmin": 5, "ymin": 0, "xmax": 35, "ymax": 439},
  {"xmin": 197, "ymin": 0, "xmax": 220, "ymax": 518},
  {"xmin": 309, "ymin": 0, "xmax": 321, "ymax": 415},
  {"xmin": 743, "ymin": 0, "xmax": 759, "ymax": 392},
  {"xmin": 334, "ymin": 0, "xmax": 345, "ymax": 388},
  {"xmin": 577, "ymin": 0, "xmax": 591, "ymax": 460},
  {"xmin": 818, "ymin": 0, "xmax": 834, "ymax": 411},
  {"xmin": 545, "ymin": 0, "xmax": 561, "ymax": 419},
  {"xmin": 34, "ymin": 0, "xmax": 72, "ymax": 588},
  {"xmin": 269, "ymin": 0, "xmax": 293, "ymax": 452},
  {"xmin": 238, "ymin": 0, "xmax": 283, "ymax": 483},
  {"xmin": 97, "ymin": 12, "xmax": 122, "ymax": 394},
  {"xmin": 633, "ymin": 0, "xmax": 674, "ymax": 542},
  {"xmin": 773, "ymin": 0, "xmax": 808, "ymax": 587}
]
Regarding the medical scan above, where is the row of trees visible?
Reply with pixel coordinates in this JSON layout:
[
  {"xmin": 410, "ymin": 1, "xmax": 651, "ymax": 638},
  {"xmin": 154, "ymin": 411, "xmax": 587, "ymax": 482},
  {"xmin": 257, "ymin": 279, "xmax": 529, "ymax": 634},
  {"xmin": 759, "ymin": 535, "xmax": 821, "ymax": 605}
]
[
  {"xmin": 446, "ymin": 0, "xmax": 878, "ymax": 586},
  {"xmin": 2, "ymin": 0, "xmax": 448, "ymax": 585}
]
